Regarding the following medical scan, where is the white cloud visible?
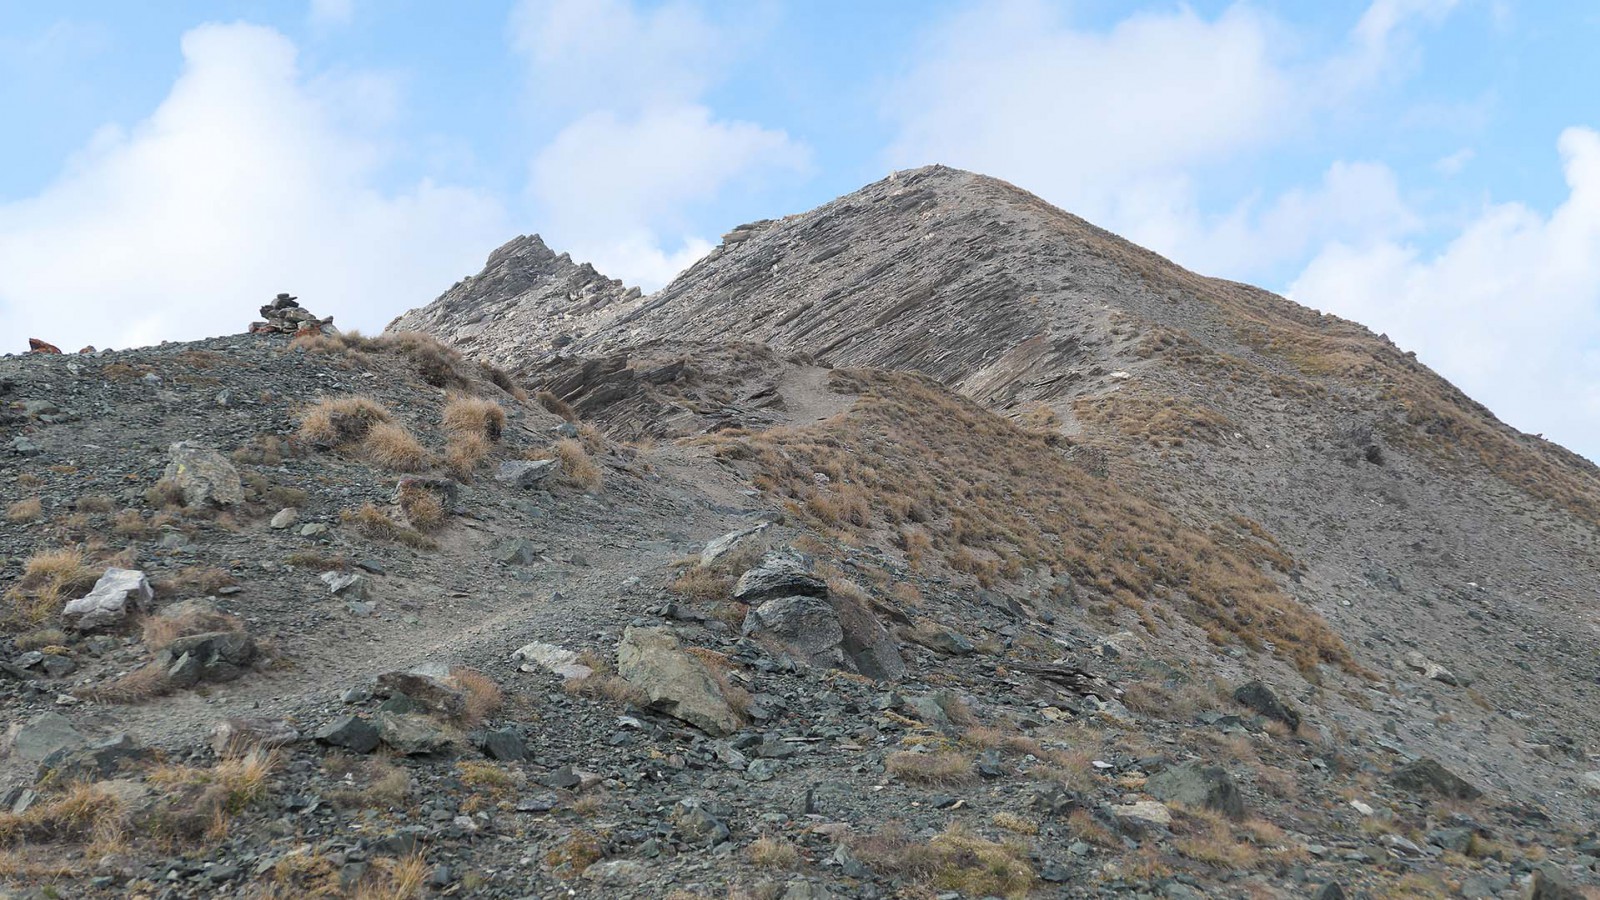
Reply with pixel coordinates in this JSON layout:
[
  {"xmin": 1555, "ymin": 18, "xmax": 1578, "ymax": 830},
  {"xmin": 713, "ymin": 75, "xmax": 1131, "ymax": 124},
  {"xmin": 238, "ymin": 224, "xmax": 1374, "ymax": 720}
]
[
  {"xmin": 1290, "ymin": 128, "xmax": 1600, "ymax": 457},
  {"xmin": 0, "ymin": 23, "xmax": 506, "ymax": 351},
  {"xmin": 308, "ymin": 0, "xmax": 355, "ymax": 30},
  {"xmin": 882, "ymin": 0, "xmax": 1454, "ymax": 281},
  {"xmin": 510, "ymin": 0, "xmax": 728, "ymax": 111},
  {"xmin": 529, "ymin": 105, "xmax": 808, "ymax": 289},
  {"xmin": 512, "ymin": 0, "xmax": 808, "ymax": 290},
  {"xmin": 1435, "ymin": 147, "xmax": 1475, "ymax": 176}
]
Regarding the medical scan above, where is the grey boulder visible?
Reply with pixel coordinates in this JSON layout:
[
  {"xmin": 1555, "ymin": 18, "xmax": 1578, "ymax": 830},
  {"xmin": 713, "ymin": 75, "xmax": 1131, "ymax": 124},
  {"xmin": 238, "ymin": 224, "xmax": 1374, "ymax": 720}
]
[
  {"xmin": 164, "ymin": 440, "xmax": 244, "ymax": 507},
  {"xmin": 616, "ymin": 626, "xmax": 740, "ymax": 736},
  {"xmin": 62, "ymin": 568, "xmax": 151, "ymax": 632},
  {"xmin": 733, "ymin": 551, "xmax": 828, "ymax": 605}
]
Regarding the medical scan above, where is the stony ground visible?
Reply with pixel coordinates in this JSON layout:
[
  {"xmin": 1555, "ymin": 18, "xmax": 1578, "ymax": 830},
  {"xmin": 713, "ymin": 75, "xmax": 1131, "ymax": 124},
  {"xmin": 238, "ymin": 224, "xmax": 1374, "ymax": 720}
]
[{"xmin": 0, "ymin": 324, "xmax": 1597, "ymax": 900}]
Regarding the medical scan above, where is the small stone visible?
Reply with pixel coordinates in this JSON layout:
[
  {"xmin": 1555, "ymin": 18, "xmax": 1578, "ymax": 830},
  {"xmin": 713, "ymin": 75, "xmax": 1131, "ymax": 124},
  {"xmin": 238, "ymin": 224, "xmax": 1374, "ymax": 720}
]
[
  {"xmin": 496, "ymin": 459, "xmax": 559, "ymax": 488},
  {"xmin": 1312, "ymin": 882, "xmax": 1346, "ymax": 900},
  {"xmin": 516, "ymin": 794, "xmax": 559, "ymax": 812},
  {"xmin": 269, "ymin": 508, "xmax": 299, "ymax": 530},
  {"xmin": 314, "ymin": 716, "xmax": 380, "ymax": 753},
  {"xmin": 211, "ymin": 717, "xmax": 300, "ymax": 756},
  {"xmin": 1113, "ymin": 800, "xmax": 1172, "ymax": 833},
  {"xmin": 1390, "ymin": 757, "xmax": 1480, "ymax": 800},
  {"xmin": 300, "ymin": 523, "xmax": 330, "ymax": 538},
  {"xmin": 478, "ymin": 728, "xmax": 526, "ymax": 762},
  {"xmin": 1233, "ymin": 680, "xmax": 1300, "ymax": 729},
  {"xmin": 321, "ymin": 571, "xmax": 371, "ymax": 599}
]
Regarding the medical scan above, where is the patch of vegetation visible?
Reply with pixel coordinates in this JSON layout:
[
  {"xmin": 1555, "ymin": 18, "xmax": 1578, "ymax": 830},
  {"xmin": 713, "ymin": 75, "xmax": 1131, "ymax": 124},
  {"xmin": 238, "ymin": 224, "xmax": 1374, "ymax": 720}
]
[
  {"xmin": 1073, "ymin": 392, "xmax": 1235, "ymax": 447},
  {"xmin": 696, "ymin": 369, "xmax": 1355, "ymax": 674},
  {"xmin": 847, "ymin": 823, "xmax": 1035, "ymax": 900},
  {"xmin": 4, "ymin": 497, "xmax": 42, "ymax": 523},
  {"xmin": 341, "ymin": 503, "xmax": 437, "ymax": 550}
]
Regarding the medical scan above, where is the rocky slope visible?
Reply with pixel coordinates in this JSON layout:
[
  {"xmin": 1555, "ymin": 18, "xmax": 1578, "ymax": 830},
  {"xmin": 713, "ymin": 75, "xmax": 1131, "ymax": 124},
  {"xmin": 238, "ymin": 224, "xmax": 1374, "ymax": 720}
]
[
  {"xmin": 0, "ymin": 166, "xmax": 1598, "ymax": 900},
  {"xmin": 385, "ymin": 234, "xmax": 644, "ymax": 373}
]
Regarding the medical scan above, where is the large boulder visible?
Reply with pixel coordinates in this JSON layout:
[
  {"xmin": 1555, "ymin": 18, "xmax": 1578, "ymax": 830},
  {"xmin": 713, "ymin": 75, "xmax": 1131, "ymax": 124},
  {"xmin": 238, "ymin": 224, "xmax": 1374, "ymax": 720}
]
[
  {"xmin": 700, "ymin": 524, "xmax": 771, "ymax": 567},
  {"xmin": 616, "ymin": 626, "xmax": 740, "ymax": 736},
  {"xmin": 732, "ymin": 552, "xmax": 828, "ymax": 605},
  {"xmin": 62, "ymin": 568, "xmax": 151, "ymax": 632},
  {"xmin": 376, "ymin": 669, "xmax": 467, "ymax": 720},
  {"xmin": 211, "ymin": 717, "xmax": 300, "ymax": 756},
  {"xmin": 834, "ymin": 593, "xmax": 906, "ymax": 681},
  {"xmin": 743, "ymin": 595, "xmax": 845, "ymax": 667},
  {"xmin": 375, "ymin": 712, "xmax": 451, "ymax": 755},
  {"xmin": 158, "ymin": 631, "xmax": 257, "ymax": 687},
  {"xmin": 1390, "ymin": 757, "xmax": 1481, "ymax": 800},
  {"xmin": 1233, "ymin": 680, "xmax": 1300, "ymax": 730},
  {"xmin": 1147, "ymin": 761, "xmax": 1246, "ymax": 820},
  {"xmin": 164, "ymin": 441, "xmax": 244, "ymax": 507},
  {"xmin": 5, "ymin": 712, "xmax": 87, "ymax": 762}
]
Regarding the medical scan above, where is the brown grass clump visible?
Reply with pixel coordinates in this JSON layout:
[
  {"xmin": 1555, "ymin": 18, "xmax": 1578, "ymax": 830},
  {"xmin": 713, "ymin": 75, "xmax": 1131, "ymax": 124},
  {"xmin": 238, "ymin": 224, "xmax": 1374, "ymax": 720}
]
[
  {"xmin": 669, "ymin": 565, "xmax": 733, "ymax": 603},
  {"xmin": 991, "ymin": 812, "xmax": 1040, "ymax": 835},
  {"xmin": 544, "ymin": 830, "xmax": 604, "ymax": 874},
  {"xmin": 0, "ymin": 781, "xmax": 129, "ymax": 848},
  {"xmin": 142, "ymin": 603, "xmax": 245, "ymax": 650},
  {"xmin": 442, "ymin": 394, "xmax": 506, "ymax": 441},
  {"xmin": 327, "ymin": 759, "xmax": 412, "ymax": 810},
  {"xmin": 1074, "ymin": 392, "xmax": 1234, "ymax": 447},
  {"xmin": 352, "ymin": 853, "xmax": 430, "ymax": 900},
  {"xmin": 144, "ymin": 478, "xmax": 186, "ymax": 510},
  {"xmin": 696, "ymin": 369, "xmax": 1355, "ymax": 674},
  {"xmin": 361, "ymin": 421, "xmax": 432, "ymax": 472},
  {"xmin": 396, "ymin": 483, "xmax": 448, "ymax": 532},
  {"xmin": 6, "ymin": 497, "xmax": 42, "ymax": 523},
  {"xmin": 380, "ymin": 331, "xmax": 470, "ymax": 389},
  {"xmin": 848, "ymin": 823, "xmax": 1034, "ymax": 899},
  {"xmin": 79, "ymin": 663, "xmax": 174, "ymax": 704},
  {"xmin": 285, "ymin": 550, "xmax": 348, "ymax": 571},
  {"xmin": 449, "ymin": 667, "xmax": 503, "ymax": 725},
  {"xmin": 445, "ymin": 431, "xmax": 492, "ymax": 479},
  {"xmin": 3, "ymin": 547, "xmax": 99, "ymax": 624},
  {"xmin": 885, "ymin": 749, "xmax": 972, "ymax": 784},
  {"xmin": 553, "ymin": 439, "xmax": 602, "ymax": 490},
  {"xmin": 341, "ymin": 503, "xmax": 437, "ymax": 550},
  {"xmin": 143, "ymin": 750, "xmax": 277, "ymax": 843},
  {"xmin": 747, "ymin": 836, "xmax": 802, "ymax": 869},
  {"xmin": 299, "ymin": 395, "xmax": 392, "ymax": 446},
  {"xmin": 536, "ymin": 390, "xmax": 577, "ymax": 421},
  {"xmin": 152, "ymin": 566, "xmax": 236, "ymax": 598}
]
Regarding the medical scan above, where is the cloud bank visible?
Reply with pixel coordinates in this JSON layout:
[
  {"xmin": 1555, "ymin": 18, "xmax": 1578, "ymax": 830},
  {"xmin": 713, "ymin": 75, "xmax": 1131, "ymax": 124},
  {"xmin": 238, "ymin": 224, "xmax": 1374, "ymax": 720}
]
[{"xmin": 0, "ymin": 23, "xmax": 506, "ymax": 351}]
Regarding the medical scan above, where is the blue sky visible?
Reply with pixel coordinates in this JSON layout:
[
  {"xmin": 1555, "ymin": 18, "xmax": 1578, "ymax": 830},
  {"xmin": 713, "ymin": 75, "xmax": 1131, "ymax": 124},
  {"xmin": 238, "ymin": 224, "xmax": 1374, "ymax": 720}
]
[{"xmin": 3, "ymin": 1, "xmax": 1600, "ymax": 460}]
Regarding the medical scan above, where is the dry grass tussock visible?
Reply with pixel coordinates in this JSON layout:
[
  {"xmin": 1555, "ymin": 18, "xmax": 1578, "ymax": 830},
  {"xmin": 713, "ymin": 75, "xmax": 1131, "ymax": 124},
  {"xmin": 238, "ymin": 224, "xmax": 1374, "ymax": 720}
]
[
  {"xmin": 6, "ymin": 497, "xmax": 42, "ymax": 523},
  {"xmin": 342, "ymin": 503, "xmax": 437, "ymax": 550},
  {"xmin": 142, "ymin": 603, "xmax": 245, "ymax": 650},
  {"xmin": 448, "ymin": 667, "xmax": 503, "ymax": 725},
  {"xmin": 536, "ymin": 389, "xmax": 577, "ymax": 421},
  {"xmin": 442, "ymin": 394, "xmax": 506, "ymax": 440},
  {"xmin": 1074, "ymin": 392, "xmax": 1235, "ymax": 448},
  {"xmin": 553, "ymin": 438, "xmax": 602, "ymax": 490},
  {"xmin": 293, "ymin": 328, "xmax": 521, "ymax": 401},
  {"xmin": 696, "ymin": 369, "xmax": 1354, "ymax": 674},
  {"xmin": 3, "ymin": 546, "xmax": 100, "ymax": 625},
  {"xmin": 299, "ymin": 395, "xmax": 392, "ymax": 446},
  {"xmin": 362, "ymin": 421, "xmax": 432, "ymax": 473},
  {"xmin": 848, "ymin": 822, "xmax": 1035, "ymax": 899},
  {"xmin": 885, "ymin": 749, "xmax": 972, "ymax": 784},
  {"xmin": 396, "ymin": 482, "xmax": 448, "ymax": 532}
]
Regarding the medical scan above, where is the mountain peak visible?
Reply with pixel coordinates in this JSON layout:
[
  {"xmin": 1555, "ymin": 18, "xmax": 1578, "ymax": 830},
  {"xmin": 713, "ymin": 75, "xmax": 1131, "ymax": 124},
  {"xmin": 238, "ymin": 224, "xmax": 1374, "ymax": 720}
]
[{"xmin": 385, "ymin": 234, "xmax": 642, "ymax": 372}]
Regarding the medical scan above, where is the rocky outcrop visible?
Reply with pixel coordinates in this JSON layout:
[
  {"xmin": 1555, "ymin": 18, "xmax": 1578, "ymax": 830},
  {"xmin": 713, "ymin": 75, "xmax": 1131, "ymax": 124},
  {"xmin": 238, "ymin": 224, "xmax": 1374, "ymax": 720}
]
[
  {"xmin": 384, "ymin": 235, "xmax": 643, "ymax": 373},
  {"xmin": 615, "ymin": 626, "xmax": 740, "ymax": 736}
]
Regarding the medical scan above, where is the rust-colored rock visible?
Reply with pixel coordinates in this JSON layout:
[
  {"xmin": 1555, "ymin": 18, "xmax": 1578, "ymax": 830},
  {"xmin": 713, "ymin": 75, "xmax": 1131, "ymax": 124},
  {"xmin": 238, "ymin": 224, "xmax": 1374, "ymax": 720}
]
[{"xmin": 27, "ymin": 338, "xmax": 61, "ymax": 354}]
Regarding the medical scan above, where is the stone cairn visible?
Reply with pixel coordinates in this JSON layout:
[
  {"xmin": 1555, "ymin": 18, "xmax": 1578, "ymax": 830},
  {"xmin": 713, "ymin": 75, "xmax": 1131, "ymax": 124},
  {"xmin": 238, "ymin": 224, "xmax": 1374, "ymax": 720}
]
[{"xmin": 250, "ymin": 293, "xmax": 336, "ymax": 337}]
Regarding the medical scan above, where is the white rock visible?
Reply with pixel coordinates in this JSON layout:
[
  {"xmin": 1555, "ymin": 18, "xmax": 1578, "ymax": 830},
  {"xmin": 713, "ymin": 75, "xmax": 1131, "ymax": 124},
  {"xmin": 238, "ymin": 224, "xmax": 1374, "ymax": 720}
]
[
  {"xmin": 1580, "ymin": 771, "xmax": 1600, "ymax": 795},
  {"xmin": 511, "ymin": 640, "xmax": 594, "ymax": 680},
  {"xmin": 700, "ymin": 523, "xmax": 771, "ymax": 567},
  {"xmin": 1114, "ymin": 800, "xmax": 1171, "ymax": 828},
  {"xmin": 270, "ymin": 508, "xmax": 299, "ymax": 529},
  {"xmin": 62, "ymin": 568, "xmax": 151, "ymax": 631},
  {"xmin": 1350, "ymin": 799, "xmax": 1375, "ymax": 816}
]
